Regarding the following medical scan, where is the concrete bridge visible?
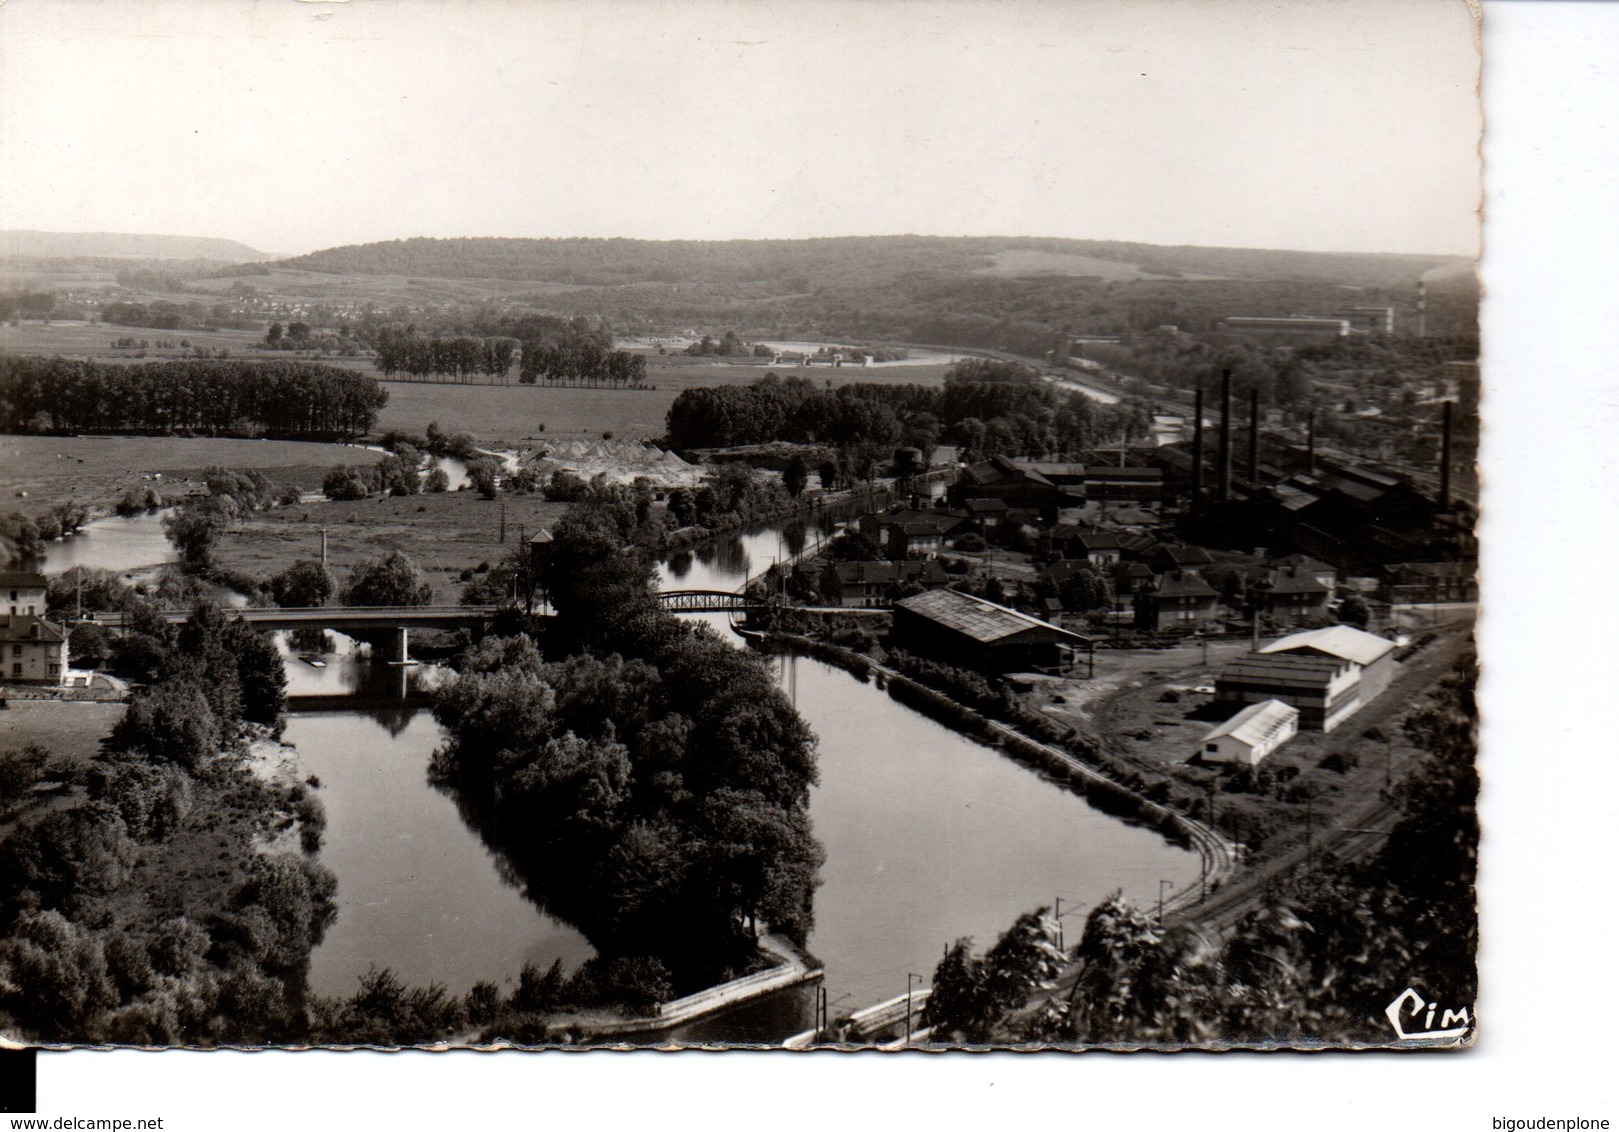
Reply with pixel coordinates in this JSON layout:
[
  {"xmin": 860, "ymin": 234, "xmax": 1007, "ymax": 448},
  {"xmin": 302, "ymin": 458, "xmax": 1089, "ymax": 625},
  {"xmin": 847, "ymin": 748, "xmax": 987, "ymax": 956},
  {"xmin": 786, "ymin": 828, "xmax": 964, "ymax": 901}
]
[
  {"xmin": 87, "ymin": 605, "xmax": 503, "ymax": 664},
  {"xmin": 85, "ymin": 589, "xmax": 764, "ymax": 662}
]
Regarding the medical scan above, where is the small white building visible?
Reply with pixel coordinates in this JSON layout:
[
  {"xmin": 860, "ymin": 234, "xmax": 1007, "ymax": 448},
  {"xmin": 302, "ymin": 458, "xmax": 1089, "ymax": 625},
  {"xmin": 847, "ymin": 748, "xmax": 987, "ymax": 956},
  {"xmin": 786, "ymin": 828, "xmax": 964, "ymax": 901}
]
[{"xmin": 1198, "ymin": 699, "xmax": 1298, "ymax": 766}]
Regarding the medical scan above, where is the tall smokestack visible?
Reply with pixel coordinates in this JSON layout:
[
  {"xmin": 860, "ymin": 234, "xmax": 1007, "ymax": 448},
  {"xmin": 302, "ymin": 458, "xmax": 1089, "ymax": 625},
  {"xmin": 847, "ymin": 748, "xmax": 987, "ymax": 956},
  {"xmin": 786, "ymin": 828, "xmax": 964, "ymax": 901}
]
[
  {"xmin": 1191, "ymin": 386, "xmax": 1205, "ymax": 506},
  {"xmin": 1247, "ymin": 388, "xmax": 1260, "ymax": 483},
  {"xmin": 1217, "ymin": 369, "xmax": 1233, "ymax": 503},
  {"xmin": 1440, "ymin": 399, "xmax": 1453, "ymax": 509},
  {"xmin": 1417, "ymin": 280, "xmax": 1428, "ymax": 338},
  {"xmin": 1306, "ymin": 410, "xmax": 1316, "ymax": 476}
]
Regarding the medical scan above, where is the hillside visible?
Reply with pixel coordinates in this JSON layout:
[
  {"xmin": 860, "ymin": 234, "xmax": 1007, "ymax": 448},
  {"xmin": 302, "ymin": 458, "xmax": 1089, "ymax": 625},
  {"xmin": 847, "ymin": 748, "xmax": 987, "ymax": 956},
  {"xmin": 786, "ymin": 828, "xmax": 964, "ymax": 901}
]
[
  {"xmin": 0, "ymin": 229, "xmax": 271, "ymax": 262},
  {"xmin": 269, "ymin": 235, "xmax": 1467, "ymax": 291}
]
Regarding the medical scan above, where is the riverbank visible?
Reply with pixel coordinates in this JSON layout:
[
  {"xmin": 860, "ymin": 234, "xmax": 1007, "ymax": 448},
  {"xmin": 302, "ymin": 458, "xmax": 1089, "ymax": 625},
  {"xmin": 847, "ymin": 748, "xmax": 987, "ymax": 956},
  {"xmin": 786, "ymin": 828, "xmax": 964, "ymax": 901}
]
[{"xmin": 758, "ymin": 631, "xmax": 1235, "ymax": 919}]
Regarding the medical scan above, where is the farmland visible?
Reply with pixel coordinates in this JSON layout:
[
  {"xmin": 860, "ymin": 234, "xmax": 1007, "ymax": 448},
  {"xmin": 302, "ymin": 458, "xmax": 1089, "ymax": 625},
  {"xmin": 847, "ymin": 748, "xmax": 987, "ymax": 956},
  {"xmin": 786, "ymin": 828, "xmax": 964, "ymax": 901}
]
[
  {"xmin": 377, "ymin": 357, "xmax": 957, "ymax": 447},
  {"xmin": 0, "ymin": 434, "xmax": 383, "ymax": 513},
  {"xmin": 213, "ymin": 489, "xmax": 570, "ymax": 596}
]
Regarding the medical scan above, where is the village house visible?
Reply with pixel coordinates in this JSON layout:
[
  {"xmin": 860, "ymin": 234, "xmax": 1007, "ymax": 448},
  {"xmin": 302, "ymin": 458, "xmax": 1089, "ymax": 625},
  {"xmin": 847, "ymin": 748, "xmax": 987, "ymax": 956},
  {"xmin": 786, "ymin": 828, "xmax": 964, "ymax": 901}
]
[
  {"xmin": 0, "ymin": 614, "xmax": 69, "ymax": 685},
  {"xmin": 1258, "ymin": 564, "xmax": 1333, "ymax": 620},
  {"xmin": 2, "ymin": 569, "xmax": 48, "ymax": 617},
  {"xmin": 817, "ymin": 559, "xmax": 949, "ymax": 608},
  {"xmin": 1134, "ymin": 569, "xmax": 1221, "ymax": 630},
  {"xmin": 856, "ymin": 509, "xmax": 971, "ymax": 561}
]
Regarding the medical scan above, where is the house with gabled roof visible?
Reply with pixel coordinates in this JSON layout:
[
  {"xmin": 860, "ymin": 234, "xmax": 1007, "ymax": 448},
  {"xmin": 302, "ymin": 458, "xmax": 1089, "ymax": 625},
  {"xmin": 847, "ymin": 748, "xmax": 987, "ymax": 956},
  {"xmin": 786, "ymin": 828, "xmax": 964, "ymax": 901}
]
[
  {"xmin": 0, "ymin": 614, "xmax": 68, "ymax": 686},
  {"xmin": 1134, "ymin": 569, "xmax": 1221, "ymax": 630}
]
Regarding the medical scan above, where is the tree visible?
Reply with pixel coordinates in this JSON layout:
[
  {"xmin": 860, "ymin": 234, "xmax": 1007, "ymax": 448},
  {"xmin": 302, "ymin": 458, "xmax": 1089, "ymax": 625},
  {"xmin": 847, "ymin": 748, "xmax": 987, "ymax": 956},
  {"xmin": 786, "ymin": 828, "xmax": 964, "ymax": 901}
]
[
  {"xmin": 342, "ymin": 551, "xmax": 433, "ymax": 607},
  {"xmin": 782, "ymin": 455, "xmax": 809, "ymax": 499},
  {"xmin": 322, "ymin": 465, "xmax": 373, "ymax": 501},
  {"xmin": 162, "ymin": 501, "xmax": 230, "ymax": 575},
  {"xmin": 266, "ymin": 322, "xmax": 284, "ymax": 346},
  {"xmin": 108, "ymin": 683, "xmax": 221, "ymax": 770},
  {"xmin": 270, "ymin": 560, "xmax": 335, "ymax": 608}
]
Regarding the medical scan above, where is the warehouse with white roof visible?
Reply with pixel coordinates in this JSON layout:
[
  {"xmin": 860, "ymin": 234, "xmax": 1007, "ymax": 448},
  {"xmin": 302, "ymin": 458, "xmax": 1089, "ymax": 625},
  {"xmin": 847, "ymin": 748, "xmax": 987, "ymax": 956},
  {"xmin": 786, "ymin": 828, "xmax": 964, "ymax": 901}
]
[{"xmin": 1198, "ymin": 699, "xmax": 1299, "ymax": 766}]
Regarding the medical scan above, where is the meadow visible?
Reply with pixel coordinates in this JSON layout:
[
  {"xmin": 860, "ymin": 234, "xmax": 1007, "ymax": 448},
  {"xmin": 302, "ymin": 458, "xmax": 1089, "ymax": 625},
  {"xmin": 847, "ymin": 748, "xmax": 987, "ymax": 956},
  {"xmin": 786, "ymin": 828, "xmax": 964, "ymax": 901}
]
[
  {"xmin": 377, "ymin": 358, "xmax": 956, "ymax": 447},
  {"xmin": 216, "ymin": 489, "xmax": 570, "ymax": 597},
  {"xmin": 0, "ymin": 320, "xmax": 270, "ymax": 359},
  {"xmin": 0, "ymin": 434, "xmax": 381, "ymax": 512}
]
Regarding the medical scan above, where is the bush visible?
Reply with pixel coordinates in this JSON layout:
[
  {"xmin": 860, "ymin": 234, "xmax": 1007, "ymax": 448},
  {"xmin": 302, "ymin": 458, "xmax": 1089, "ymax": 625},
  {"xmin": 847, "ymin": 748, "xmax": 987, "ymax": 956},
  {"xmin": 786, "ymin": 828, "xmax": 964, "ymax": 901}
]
[{"xmin": 322, "ymin": 465, "xmax": 373, "ymax": 501}]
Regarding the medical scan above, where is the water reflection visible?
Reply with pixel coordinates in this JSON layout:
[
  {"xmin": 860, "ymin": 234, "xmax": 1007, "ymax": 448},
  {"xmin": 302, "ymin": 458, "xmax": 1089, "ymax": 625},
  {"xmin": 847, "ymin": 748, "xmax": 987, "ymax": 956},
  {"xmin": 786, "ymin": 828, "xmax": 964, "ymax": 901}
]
[
  {"xmin": 41, "ymin": 509, "xmax": 176, "ymax": 577},
  {"xmin": 663, "ymin": 549, "xmax": 694, "ymax": 581},
  {"xmin": 287, "ymin": 711, "xmax": 595, "ymax": 999}
]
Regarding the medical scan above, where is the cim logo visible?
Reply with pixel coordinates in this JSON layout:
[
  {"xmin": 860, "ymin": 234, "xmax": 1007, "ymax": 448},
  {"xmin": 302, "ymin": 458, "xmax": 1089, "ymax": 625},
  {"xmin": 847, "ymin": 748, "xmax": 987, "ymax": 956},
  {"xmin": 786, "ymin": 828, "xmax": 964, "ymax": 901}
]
[{"xmin": 1384, "ymin": 987, "xmax": 1472, "ymax": 1043}]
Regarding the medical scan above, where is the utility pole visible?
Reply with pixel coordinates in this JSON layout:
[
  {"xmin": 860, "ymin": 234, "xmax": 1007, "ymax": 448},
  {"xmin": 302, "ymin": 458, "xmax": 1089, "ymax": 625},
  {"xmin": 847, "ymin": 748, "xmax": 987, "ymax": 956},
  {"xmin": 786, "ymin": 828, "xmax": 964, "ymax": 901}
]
[
  {"xmin": 1305, "ymin": 791, "xmax": 1315, "ymax": 870},
  {"xmin": 320, "ymin": 527, "xmax": 328, "ymax": 568},
  {"xmin": 906, "ymin": 973, "xmax": 924, "ymax": 1044},
  {"xmin": 498, "ymin": 500, "xmax": 506, "ymax": 545}
]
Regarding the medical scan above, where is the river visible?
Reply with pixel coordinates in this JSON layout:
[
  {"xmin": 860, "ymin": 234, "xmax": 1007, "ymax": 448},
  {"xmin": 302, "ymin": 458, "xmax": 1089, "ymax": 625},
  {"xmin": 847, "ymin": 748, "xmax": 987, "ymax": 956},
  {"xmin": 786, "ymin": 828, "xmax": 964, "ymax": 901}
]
[{"xmin": 43, "ymin": 507, "xmax": 1198, "ymax": 1042}]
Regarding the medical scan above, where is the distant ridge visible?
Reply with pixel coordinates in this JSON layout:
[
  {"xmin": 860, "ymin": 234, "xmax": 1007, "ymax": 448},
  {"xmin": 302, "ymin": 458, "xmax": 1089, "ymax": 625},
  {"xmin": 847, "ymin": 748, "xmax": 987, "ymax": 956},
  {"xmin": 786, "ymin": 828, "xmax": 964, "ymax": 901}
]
[
  {"xmin": 267, "ymin": 235, "xmax": 1468, "ymax": 290},
  {"xmin": 0, "ymin": 229, "xmax": 271, "ymax": 262}
]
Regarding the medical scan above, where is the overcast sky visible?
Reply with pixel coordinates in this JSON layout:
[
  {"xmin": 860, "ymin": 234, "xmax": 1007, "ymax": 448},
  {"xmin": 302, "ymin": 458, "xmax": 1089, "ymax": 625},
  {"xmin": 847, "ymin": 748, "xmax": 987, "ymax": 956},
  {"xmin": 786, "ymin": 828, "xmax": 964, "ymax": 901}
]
[{"xmin": 0, "ymin": 0, "xmax": 1480, "ymax": 258}]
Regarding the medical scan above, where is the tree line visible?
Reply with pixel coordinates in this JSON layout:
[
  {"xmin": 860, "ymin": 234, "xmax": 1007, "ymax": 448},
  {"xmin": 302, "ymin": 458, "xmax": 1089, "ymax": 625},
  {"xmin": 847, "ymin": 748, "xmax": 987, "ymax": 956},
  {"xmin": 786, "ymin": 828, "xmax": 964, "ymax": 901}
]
[
  {"xmin": 0, "ymin": 357, "xmax": 387, "ymax": 439},
  {"xmin": 665, "ymin": 358, "xmax": 1155, "ymax": 460},
  {"xmin": 373, "ymin": 327, "xmax": 519, "ymax": 382}
]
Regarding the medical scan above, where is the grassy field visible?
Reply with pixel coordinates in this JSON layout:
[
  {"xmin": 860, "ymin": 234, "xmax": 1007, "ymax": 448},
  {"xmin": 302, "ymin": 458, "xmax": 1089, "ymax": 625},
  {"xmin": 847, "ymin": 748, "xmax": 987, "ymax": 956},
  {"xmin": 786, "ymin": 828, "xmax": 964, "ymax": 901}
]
[
  {"xmin": 216, "ymin": 489, "xmax": 570, "ymax": 599},
  {"xmin": 0, "ymin": 320, "xmax": 273, "ymax": 358},
  {"xmin": 1, "ymin": 434, "xmax": 383, "ymax": 513},
  {"xmin": 0, "ymin": 700, "xmax": 124, "ymax": 762},
  {"xmin": 377, "ymin": 358, "xmax": 957, "ymax": 447}
]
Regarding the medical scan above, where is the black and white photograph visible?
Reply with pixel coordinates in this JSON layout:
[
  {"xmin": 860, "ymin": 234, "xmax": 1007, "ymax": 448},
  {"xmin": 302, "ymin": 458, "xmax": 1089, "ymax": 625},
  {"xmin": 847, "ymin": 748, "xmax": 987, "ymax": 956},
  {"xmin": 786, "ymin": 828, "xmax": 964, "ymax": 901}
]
[{"xmin": 7, "ymin": 0, "xmax": 1599, "ymax": 1114}]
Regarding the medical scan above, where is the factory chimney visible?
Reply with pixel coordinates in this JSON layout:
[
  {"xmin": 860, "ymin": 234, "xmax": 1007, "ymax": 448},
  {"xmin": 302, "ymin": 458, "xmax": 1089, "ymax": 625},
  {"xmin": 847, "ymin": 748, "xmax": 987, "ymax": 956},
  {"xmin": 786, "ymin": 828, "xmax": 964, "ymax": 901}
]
[
  {"xmin": 1217, "ymin": 369, "xmax": 1233, "ymax": 503},
  {"xmin": 1191, "ymin": 386, "xmax": 1205, "ymax": 506},
  {"xmin": 1306, "ymin": 410, "xmax": 1316, "ymax": 476},
  {"xmin": 1439, "ymin": 399, "xmax": 1453, "ymax": 509},
  {"xmin": 1247, "ymin": 388, "xmax": 1260, "ymax": 483},
  {"xmin": 1416, "ymin": 280, "xmax": 1428, "ymax": 339}
]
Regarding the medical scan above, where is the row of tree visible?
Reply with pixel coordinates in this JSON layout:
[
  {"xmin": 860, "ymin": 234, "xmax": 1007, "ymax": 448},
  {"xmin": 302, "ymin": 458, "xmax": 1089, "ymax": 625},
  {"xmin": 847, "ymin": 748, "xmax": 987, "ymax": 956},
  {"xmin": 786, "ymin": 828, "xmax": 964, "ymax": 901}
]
[
  {"xmin": 0, "ymin": 357, "xmax": 387, "ymax": 439},
  {"xmin": 372, "ymin": 327, "xmax": 519, "ymax": 381},
  {"xmin": 518, "ymin": 340, "xmax": 648, "ymax": 386},
  {"xmin": 665, "ymin": 359, "xmax": 1155, "ymax": 460}
]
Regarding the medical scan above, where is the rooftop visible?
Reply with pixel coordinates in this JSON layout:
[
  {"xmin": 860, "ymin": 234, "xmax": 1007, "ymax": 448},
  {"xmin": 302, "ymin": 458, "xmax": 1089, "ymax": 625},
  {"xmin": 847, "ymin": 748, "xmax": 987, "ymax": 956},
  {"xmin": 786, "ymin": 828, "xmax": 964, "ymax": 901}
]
[
  {"xmin": 1263, "ymin": 625, "xmax": 1396, "ymax": 666},
  {"xmin": 0, "ymin": 570, "xmax": 48, "ymax": 588},
  {"xmin": 0, "ymin": 614, "xmax": 66, "ymax": 644},
  {"xmin": 1204, "ymin": 699, "xmax": 1299, "ymax": 747},
  {"xmin": 896, "ymin": 588, "xmax": 1091, "ymax": 647}
]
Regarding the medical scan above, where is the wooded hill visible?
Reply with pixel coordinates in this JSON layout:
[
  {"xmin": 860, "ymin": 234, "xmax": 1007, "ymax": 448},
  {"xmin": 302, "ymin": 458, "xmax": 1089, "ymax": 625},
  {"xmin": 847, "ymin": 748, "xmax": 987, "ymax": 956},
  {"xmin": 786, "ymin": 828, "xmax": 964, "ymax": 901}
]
[
  {"xmin": 270, "ymin": 235, "xmax": 1465, "ymax": 292},
  {"xmin": 264, "ymin": 236, "xmax": 1477, "ymax": 355}
]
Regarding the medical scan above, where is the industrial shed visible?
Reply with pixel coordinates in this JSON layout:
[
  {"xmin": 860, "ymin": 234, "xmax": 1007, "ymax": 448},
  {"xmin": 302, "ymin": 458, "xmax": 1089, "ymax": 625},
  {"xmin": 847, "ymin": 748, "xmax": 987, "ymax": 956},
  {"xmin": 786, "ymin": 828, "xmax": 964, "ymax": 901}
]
[
  {"xmin": 1262, "ymin": 625, "xmax": 1397, "ymax": 702},
  {"xmin": 892, "ymin": 588, "xmax": 1091, "ymax": 674},
  {"xmin": 1198, "ymin": 699, "xmax": 1298, "ymax": 766},
  {"xmin": 1214, "ymin": 651, "xmax": 1362, "ymax": 732}
]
